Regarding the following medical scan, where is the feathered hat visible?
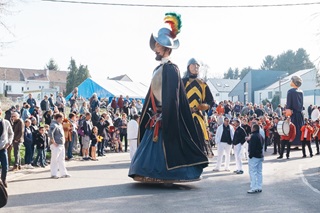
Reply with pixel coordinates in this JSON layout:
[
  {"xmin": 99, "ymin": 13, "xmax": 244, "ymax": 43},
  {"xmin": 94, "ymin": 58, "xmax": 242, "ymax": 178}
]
[{"xmin": 150, "ymin": 12, "xmax": 182, "ymax": 50}]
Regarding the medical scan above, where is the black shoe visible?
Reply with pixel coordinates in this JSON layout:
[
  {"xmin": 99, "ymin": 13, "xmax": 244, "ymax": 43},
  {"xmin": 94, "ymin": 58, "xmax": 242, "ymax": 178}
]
[
  {"xmin": 302, "ymin": 155, "xmax": 306, "ymax": 158},
  {"xmin": 257, "ymin": 189, "xmax": 262, "ymax": 193},
  {"xmin": 286, "ymin": 157, "xmax": 290, "ymax": 159},
  {"xmin": 310, "ymin": 154, "xmax": 313, "ymax": 158},
  {"xmin": 315, "ymin": 152, "xmax": 320, "ymax": 155},
  {"xmin": 236, "ymin": 170, "xmax": 244, "ymax": 174},
  {"xmin": 2, "ymin": 181, "xmax": 7, "ymax": 188},
  {"xmin": 272, "ymin": 153, "xmax": 277, "ymax": 155},
  {"xmin": 277, "ymin": 156, "xmax": 283, "ymax": 159}
]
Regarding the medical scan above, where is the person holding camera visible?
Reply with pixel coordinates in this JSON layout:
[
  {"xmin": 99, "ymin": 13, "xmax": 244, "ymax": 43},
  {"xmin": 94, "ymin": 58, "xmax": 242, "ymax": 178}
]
[{"xmin": 300, "ymin": 119, "xmax": 314, "ymax": 158}]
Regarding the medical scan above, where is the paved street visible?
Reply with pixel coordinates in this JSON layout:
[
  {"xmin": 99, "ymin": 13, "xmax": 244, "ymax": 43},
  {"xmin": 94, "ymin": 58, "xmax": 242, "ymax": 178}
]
[{"xmin": 4, "ymin": 146, "xmax": 320, "ymax": 213}]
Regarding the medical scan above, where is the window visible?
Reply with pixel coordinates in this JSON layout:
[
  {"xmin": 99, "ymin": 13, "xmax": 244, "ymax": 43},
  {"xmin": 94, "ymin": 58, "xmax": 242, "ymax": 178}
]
[
  {"xmin": 39, "ymin": 86, "xmax": 42, "ymax": 89},
  {"xmin": 216, "ymin": 93, "xmax": 220, "ymax": 96},
  {"xmin": 244, "ymin": 82, "xmax": 248, "ymax": 93},
  {"xmin": 22, "ymin": 87, "xmax": 24, "ymax": 92},
  {"xmin": 27, "ymin": 87, "xmax": 29, "ymax": 90},
  {"xmin": 5, "ymin": 85, "xmax": 12, "ymax": 92},
  {"xmin": 244, "ymin": 94, "xmax": 248, "ymax": 105},
  {"xmin": 268, "ymin": 91, "xmax": 272, "ymax": 99}
]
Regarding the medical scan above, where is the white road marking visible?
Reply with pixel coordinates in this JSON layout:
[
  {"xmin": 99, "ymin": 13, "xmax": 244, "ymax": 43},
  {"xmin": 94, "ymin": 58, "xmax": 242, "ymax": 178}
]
[{"xmin": 299, "ymin": 164, "xmax": 320, "ymax": 195}]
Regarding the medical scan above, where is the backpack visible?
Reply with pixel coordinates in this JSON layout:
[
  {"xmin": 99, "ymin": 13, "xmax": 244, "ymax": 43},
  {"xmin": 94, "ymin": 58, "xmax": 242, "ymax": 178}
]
[
  {"xmin": 0, "ymin": 180, "xmax": 8, "ymax": 208},
  {"xmin": 77, "ymin": 119, "xmax": 85, "ymax": 136}
]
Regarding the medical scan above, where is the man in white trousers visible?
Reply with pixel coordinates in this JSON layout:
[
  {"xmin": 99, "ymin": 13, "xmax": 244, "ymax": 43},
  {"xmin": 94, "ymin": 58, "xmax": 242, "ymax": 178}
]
[
  {"xmin": 214, "ymin": 117, "xmax": 234, "ymax": 171},
  {"xmin": 49, "ymin": 113, "xmax": 70, "ymax": 179},
  {"xmin": 127, "ymin": 115, "xmax": 140, "ymax": 160},
  {"xmin": 232, "ymin": 119, "xmax": 247, "ymax": 174}
]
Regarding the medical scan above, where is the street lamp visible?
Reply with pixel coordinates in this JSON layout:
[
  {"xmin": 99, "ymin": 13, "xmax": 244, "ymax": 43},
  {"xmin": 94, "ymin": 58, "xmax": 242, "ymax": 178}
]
[{"xmin": 278, "ymin": 72, "xmax": 289, "ymax": 105}]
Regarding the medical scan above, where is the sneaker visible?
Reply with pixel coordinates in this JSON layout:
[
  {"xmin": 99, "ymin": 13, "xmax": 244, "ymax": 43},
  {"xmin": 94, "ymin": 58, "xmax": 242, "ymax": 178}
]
[
  {"xmin": 236, "ymin": 170, "xmax": 244, "ymax": 174},
  {"xmin": 51, "ymin": 175, "xmax": 59, "ymax": 179},
  {"xmin": 26, "ymin": 164, "xmax": 34, "ymax": 169},
  {"xmin": 247, "ymin": 189, "xmax": 258, "ymax": 194},
  {"xmin": 61, "ymin": 174, "xmax": 71, "ymax": 178}
]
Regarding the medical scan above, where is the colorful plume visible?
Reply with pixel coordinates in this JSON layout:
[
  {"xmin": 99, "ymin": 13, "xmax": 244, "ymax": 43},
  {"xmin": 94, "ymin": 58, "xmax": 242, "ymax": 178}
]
[{"xmin": 164, "ymin": 12, "xmax": 182, "ymax": 39}]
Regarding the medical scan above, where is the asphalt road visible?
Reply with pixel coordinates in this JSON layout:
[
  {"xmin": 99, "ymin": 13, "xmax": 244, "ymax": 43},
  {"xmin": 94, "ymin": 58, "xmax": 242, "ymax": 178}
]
[{"xmin": 4, "ymin": 145, "xmax": 320, "ymax": 213}]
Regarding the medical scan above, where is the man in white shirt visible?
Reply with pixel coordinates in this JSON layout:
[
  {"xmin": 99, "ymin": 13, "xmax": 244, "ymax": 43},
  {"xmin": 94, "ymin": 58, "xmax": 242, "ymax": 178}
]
[
  {"xmin": 214, "ymin": 117, "xmax": 235, "ymax": 171},
  {"xmin": 127, "ymin": 115, "xmax": 140, "ymax": 159}
]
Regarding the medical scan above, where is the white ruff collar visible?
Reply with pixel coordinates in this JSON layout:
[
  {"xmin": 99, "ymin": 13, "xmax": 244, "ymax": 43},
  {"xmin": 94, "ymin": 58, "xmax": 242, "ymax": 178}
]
[{"xmin": 161, "ymin": 57, "xmax": 171, "ymax": 64}]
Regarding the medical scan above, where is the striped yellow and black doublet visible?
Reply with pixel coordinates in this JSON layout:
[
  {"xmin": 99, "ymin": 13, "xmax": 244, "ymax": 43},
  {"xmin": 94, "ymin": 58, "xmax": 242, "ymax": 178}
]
[
  {"xmin": 185, "ymin": 79, "xmax": 207, "ymax": 108},
  {"xmin": 183, "ymin": 78, "xmax": 214, "ymax": 141}
]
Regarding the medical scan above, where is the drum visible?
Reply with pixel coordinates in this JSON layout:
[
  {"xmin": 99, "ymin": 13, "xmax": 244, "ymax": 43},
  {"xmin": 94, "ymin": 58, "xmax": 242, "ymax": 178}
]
[{"xmin": 277, "ymin": 121, "xmax": 290, "ymax": 136}]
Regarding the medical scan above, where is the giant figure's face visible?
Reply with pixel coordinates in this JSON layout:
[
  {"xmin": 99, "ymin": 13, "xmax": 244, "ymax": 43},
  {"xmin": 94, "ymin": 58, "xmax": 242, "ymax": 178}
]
[
  {"xmin": 189, "ymin": 63, "xmax": 199, "ymax": 75},
  {"xmin": 154, "ymin": 42, "xmax": 166, "ymax": 61}
]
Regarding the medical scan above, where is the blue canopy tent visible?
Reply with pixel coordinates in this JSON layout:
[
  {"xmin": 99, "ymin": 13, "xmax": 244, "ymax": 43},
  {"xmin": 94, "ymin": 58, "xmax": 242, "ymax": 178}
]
[
  {"xmin": 66, "ymin": 78, "xmax": 114, "ymax": 100},
  {"xmin": 66, "ymin": 78, "xmax": 148, "ymax": 102}
]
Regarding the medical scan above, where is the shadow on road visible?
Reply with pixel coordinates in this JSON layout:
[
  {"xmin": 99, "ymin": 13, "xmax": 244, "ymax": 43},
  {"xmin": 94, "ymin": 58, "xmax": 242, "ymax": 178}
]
[
  {"xmin": 67, "ymin": 162, "xmax": 131, "ymax": 171},
  {"xmin": 6, "ymin": 182, "xmax": 199, "ymax": 208}
]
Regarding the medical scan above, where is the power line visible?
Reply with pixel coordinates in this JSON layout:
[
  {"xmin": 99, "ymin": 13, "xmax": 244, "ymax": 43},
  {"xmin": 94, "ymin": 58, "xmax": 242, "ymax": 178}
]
[{"xmin": 41, "ymin": 0, "xmax": 320, "ymax": 8}]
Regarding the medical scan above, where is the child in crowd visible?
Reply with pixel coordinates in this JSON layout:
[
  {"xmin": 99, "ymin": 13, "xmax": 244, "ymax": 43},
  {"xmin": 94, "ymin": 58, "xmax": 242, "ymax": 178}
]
[
  {"xmin": 33, "ymin": 127, "xmax": 47, "ymax": 168},
  {"xmin": 113, "ymin": 128, "xmax": 123, "ymax": 153},
  {"xmin": 24, "ymin": 119, "xmax": 34, "ymax": 169},
  {"xmin": 90, "ymin": 126, "xmax": 99, "ymax": 161}
]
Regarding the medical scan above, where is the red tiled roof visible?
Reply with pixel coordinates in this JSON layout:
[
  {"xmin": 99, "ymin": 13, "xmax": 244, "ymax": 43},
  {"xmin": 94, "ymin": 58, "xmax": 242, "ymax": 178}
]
[
  {"xmin": 48, "ymin": 70, "xmax": 68, "ymax": 82},
  {"xmin": 21, "ymin": 68, "xmax": 49, "ymax": 81},
  {"xmin": 0, "ymin": 67, "xmax": 24, "ymax": 81}
]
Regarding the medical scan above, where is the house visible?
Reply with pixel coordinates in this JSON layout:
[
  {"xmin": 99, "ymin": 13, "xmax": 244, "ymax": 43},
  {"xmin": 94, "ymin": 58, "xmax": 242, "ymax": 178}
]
[
  {"xmin": 254, "ymin": 68, "xmax": 319, "ymax": 108},
  {"xmin": 206, "ymin": 78, "xmax": 240, "ymax": 102},
  {"xmin": 228, "ymin": 70, "xmax": 287, "ymax": 104},
  {"xmin": 0, "ymin": 67, "xmax": 68, "ymax": 101},
  {"xmin": 108, "ymin": 74, "xmax": 133, "ymax": 82}
]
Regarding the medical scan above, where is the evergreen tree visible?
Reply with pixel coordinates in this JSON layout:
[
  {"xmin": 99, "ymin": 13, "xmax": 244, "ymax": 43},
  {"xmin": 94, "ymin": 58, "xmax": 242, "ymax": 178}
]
[
  {"xmin": 260, "ymin": 55, "xmax": 275, "ymax": 70},
  {"xmin": 224, "ymin": 68, "xmax": 234, "ymax": 79},
  {"xmin": 46, "ymin": 58, "xmax": 59, "ymax": 70},
  {"xmin": 66, "ymin": 58, "xmax": 91, "ymax": 95}
]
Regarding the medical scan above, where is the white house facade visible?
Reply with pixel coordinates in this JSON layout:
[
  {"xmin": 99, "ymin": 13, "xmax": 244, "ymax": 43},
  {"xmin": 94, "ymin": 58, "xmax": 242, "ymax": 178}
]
[
  {"xmin": 207, "ymin": 78, "xmax": 240, "ymax": 103},
  {"xmin": 254, "ymin": 68, "xmax": 318, "ymax": 109}
]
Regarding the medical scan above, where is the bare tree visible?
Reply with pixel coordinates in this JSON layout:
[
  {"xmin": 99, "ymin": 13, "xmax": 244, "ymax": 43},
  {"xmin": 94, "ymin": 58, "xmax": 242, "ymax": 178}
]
[{"xmin": 0, "ymin": 0, "xmax": 16, "ymax": 49}]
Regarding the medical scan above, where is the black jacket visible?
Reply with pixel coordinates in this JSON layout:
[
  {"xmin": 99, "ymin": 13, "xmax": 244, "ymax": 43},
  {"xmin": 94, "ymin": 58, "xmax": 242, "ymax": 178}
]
[
  {"xmin": 91, "ymin": 112, "xmax": 100, "ymax": 127},
  {"xmin": 97, "ymin": 121, "xmax": 109, "ymax": 138},
  {"xmin": 40, "ymin": 100, "xmax": 49, "ymax": 111},
  {"xmin": 233, "ymin": 126, "xmax": 247, "ymax": 145},
  {"xmin": 249, "ymin": 130, "xmax": 264, "ymax": 159},
  {"xmin": 35, "ymin": 132, "xmax": 46, "ymax": 149},
  {"xmin": 83, "ymin": 120, "xmax": 92, "ymax": 136}
]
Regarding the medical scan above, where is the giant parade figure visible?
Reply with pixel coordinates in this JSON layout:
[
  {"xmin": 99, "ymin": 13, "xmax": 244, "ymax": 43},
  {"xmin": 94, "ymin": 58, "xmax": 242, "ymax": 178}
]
[
  {"xmin": 285, "ymin": 76, "xmax": 304, "ymax": 146},
  {"xmin": 182, "ymin": 58, "xmax": 214, "ymax": 158},
  {"xmin": 128, "ymin": 12, "xmax": 208, "ymax": 183}
]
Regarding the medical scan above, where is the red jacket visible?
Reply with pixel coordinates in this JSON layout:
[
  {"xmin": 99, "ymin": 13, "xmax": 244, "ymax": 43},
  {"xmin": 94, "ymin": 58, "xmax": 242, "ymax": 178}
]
[
  {"xmin": 264, "ymin": 119, "xmax": 271, "ymax": 137},
  {"xmin": 300, "ymin": 124, "xmax": 313, "ymax": 141},
  {"xmin": 281, "ymin": 122, "xmax": 296, "ymax": 142},
  {"xmin": 315, "ymin": 124, "xmax": 320, "ymax": 138}
]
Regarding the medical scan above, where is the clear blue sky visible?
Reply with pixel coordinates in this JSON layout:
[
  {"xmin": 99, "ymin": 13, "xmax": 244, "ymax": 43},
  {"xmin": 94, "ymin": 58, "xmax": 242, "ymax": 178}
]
[{"xmin": 1, "ymin": 0, "xmax": 320, "ymax": 84}]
